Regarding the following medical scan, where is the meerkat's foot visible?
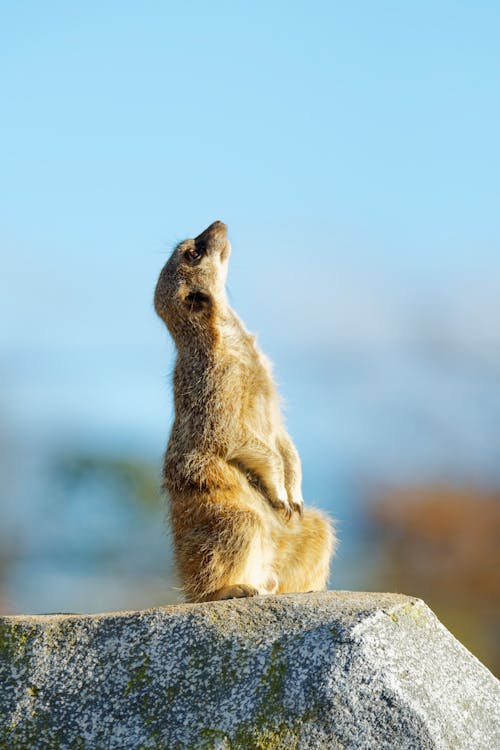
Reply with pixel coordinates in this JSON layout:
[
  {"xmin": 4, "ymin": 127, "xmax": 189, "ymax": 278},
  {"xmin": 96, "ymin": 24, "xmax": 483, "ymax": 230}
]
[{"xmin": 210, "ymin": 584, "xmax": 259, "ymax": 600}]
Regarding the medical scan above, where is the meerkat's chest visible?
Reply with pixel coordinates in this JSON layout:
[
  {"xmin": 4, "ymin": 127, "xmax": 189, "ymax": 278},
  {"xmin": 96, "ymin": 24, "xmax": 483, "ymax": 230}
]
[
  {"xmin": 236, "ymin": 352, "xmax": 282, "ymax": 434},
  {"xmin": 216, "ymin": 324, "xmax": 282, "ymax": 428}
]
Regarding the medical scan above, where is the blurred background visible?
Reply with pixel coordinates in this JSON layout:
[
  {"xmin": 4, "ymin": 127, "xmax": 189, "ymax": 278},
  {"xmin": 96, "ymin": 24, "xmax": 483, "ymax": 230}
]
[{"xmin": 1, "ymin": 2, "xmax": 499, "ymax": 676}]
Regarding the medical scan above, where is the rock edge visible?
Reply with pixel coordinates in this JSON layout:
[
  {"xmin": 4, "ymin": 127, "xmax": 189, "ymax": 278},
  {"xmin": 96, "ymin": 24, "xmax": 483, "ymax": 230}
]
[{"xmin": 1, "ymin": 591, "xmax": 499, "ymax": 749}]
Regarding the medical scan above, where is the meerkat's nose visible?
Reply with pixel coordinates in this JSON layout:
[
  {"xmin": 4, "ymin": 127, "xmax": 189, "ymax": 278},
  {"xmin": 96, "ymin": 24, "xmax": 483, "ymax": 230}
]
[
  {"xmin": 195, "ymin": 221, "xmax": 227, "ymax": 241},
  {"xmin": 195, "ymin": 221, "xmax": 228, "ymax": 256}
]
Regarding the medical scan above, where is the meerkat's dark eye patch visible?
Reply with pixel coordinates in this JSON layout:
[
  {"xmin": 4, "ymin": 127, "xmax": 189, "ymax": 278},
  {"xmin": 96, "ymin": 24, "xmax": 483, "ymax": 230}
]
[
  {"xmin": 184, "ymin": 290, "xmax": 211, "ymax": 312},
  {"xmin": 184, "ymin": 247, "xmax": 202, "ymax": 263},
  {"xmin": 184, "ymin": 240, "xmax": 207, "ymax": 265}
]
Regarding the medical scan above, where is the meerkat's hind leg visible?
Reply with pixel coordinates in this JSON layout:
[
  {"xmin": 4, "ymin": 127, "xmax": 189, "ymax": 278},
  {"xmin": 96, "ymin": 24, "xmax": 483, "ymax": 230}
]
[{"xmin": 176, "ymin": 492, "xmax": 276, "ymax": 602}]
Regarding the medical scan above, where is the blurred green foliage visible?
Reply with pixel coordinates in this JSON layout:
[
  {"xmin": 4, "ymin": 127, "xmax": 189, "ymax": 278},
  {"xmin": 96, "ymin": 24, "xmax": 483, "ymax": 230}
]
[{"xmin": 53, "ymin": 454, "xmax": 161, "ymax": 512}]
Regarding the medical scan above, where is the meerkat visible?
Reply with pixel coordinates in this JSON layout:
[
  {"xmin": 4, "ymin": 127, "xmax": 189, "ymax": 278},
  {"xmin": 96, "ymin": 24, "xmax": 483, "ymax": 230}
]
[{"xmin": 154, "ymin": 221, "xmax": 336, "ymax": 602}]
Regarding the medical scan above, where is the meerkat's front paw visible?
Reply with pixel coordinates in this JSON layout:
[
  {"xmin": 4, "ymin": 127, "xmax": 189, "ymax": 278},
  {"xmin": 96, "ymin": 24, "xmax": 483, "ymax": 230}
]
[
  {"xmin": 269, "ymin": 487, "xmax": 294, "ymax": 521},
  {"xmin": 271, "ymin": 483, "xmax": 304, "ymax": 520}
]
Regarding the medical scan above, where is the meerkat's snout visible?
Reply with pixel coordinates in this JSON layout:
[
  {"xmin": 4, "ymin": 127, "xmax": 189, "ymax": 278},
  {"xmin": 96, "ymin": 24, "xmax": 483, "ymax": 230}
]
[
  {"xmin": 195, "ymin": 221, "xmax": 230, "ymax": 262},
  {"xmin": 195, "ymin": 220, "xmax": 227, "ymax": 243}
]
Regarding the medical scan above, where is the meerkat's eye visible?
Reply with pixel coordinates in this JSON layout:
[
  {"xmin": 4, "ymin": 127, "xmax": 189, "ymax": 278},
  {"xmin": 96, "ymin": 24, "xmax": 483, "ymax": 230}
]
[{"xmin": 185, "ymin": 246, "xmax": 204, "ymax": 264}]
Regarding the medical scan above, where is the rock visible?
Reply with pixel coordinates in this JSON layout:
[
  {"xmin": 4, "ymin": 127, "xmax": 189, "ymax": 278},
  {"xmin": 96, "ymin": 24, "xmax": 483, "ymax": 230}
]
[{"xmin": 1, "ymin": 591, "xmax": 499, "ymax": 749}]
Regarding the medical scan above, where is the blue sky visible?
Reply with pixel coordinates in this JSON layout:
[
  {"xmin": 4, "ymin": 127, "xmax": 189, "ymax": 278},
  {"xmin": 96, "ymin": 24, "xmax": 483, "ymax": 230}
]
[
  {"xmin": 1, "ymin": 1, "xmax": 499, "ymax": 440},
  {"xmin": 2, "ymin": 2, "xmax": 500, "ymax": 615}
]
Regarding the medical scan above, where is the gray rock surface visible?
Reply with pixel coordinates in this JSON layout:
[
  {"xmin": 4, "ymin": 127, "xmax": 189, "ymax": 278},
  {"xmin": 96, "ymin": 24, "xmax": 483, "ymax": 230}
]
[{"xmin": 1, "ymin": 591, "xmax": 499, "ymax": 749}]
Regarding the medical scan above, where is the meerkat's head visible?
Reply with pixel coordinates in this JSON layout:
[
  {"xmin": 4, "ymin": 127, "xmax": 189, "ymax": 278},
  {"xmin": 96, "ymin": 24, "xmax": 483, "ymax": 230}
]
[{"xmin": 154, "ymin": 220, "xmax": 231, "ymax": 337}]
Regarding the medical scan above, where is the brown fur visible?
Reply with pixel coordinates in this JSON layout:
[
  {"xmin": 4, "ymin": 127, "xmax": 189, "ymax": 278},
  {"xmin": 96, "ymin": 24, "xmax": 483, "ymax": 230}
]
[{"xmin": 154, "ymin": 221, "xmax": 336, "ymax": 602}]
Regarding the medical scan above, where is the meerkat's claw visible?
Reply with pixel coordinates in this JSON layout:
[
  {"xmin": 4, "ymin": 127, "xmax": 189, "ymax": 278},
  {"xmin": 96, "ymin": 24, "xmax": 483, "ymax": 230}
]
[
  {"xmin": 267, "ymin": 487, "xmax": 294, "ymax": 521},
  {"xmin": 291, "ymin": 493, "xmax": 304, "ymax": 517},
  {"xmin": 270, "ymin": 495, "xmax": 294, "ymax": 521}
]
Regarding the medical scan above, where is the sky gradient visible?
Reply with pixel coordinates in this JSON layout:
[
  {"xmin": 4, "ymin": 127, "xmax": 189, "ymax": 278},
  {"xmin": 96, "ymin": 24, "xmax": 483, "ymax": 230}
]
[{"xmin": 1, "ymin": 1, "xmax": 499, "ymax": 439}]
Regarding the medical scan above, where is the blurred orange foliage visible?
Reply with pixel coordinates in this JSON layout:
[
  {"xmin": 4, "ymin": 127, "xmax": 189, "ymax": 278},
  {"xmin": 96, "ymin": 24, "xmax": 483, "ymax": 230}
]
[{"xmin": 370, "ymin": 486, "xmax": 500, "ymax": 677}]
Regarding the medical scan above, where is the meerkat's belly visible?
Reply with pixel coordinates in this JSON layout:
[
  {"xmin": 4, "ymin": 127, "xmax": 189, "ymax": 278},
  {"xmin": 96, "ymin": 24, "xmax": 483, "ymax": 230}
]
[
  {"xmin": 231, "ymin": 471, "xmax": 286, "ymax": 595},
  {"xmin": 235, "ymin": 526, "xmax": 278, "ymax": 595}
]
